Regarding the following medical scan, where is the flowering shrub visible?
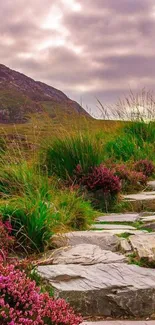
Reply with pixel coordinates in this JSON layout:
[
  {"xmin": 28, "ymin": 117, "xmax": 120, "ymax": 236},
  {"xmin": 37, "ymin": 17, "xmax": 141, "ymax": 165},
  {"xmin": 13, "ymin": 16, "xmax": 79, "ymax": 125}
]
[
  {"xmin": 113, "ymin": 164, "xmax": 147, "ymax": 193},
  {"xmin": 0, "ymin": 220, "xmax": 14, "ymax": 262},
  {"xmin": 80, "ymin": 165, "xmax": 121, "ymax": 194},
  {"xmin": 134, "ymin": 159, "xmax": 154, "ymax": 177},
  {"xmin": 0, "ymin": 263, "xmax": 82, "ymax": 325},
  {"xmin": 74, "ymin": 165, "xmax": 121, "ymax": 211}
]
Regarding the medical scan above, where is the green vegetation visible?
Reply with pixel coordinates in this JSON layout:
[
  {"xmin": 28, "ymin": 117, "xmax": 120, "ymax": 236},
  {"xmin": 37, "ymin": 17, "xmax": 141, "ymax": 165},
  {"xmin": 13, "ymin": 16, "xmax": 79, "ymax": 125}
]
[{"xmin": 0, "ymin": 101, "xmax": 155, "ymax": 255}]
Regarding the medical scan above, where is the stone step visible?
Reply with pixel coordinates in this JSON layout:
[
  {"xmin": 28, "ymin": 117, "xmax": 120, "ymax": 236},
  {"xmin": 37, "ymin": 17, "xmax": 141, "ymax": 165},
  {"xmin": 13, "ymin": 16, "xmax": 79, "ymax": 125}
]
[
  {"xmin": 82, "ymin": 320, "xmax": 155, "ymax": 325},
  {"xmin": 123, "ymin": 191, "xmax": 155, "ymax": 212},
  {"xmin": 96, "ymin": 214, "xmax": 140, "ymax": 223},
  {"xmin": 91, "ymin": 224, "xmax": 136, "ymax": 230},
  {"xmin": 38, "ymin": 262, "xmax": 155, "ymax": 318}
]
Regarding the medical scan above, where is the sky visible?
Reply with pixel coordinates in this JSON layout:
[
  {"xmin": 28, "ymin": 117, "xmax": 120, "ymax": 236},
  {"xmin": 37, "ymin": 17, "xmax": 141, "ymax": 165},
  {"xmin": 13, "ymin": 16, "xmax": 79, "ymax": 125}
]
[{"xmin": 1, "ymin": 0, "xmax": 155, "ymax": 116}]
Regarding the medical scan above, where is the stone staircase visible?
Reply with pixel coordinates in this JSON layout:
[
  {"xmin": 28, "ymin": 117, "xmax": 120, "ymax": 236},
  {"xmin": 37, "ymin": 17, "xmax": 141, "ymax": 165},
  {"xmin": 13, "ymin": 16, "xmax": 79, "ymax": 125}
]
[{"xmin": 37, "ymin": 185, "xmax": 155, "ymax": 323}]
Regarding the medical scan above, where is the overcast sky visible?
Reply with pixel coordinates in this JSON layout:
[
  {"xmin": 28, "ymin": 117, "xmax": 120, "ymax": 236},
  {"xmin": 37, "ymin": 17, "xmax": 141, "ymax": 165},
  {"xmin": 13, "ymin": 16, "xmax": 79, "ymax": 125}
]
[{"xmin": 1, "ymin": 0, "xmax": 155, "ymax": 115}]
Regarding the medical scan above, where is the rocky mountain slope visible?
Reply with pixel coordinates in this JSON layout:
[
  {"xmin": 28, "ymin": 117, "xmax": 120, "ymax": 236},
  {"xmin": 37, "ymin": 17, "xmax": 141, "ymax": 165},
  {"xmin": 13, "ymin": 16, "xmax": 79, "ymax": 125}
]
[{"xmin": 0, "ymin": 64, "xmax": 87, "ymax": 123}]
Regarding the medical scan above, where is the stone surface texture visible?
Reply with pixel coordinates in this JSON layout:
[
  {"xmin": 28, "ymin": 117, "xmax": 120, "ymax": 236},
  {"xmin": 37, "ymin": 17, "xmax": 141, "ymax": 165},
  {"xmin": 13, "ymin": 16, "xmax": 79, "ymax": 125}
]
[
  {"xmin": 96, "ymin": 214, "xmax": 140, "ymax": 223},
  {"xmin": 129, "ymin": 233, "xmax": 155, "ymax": 261},
  {"xmin": 52, "ymin": 231, "xmax": 120, "ymax": 251},
  {"xmin": 91, "ymin": 224, "xmax": 136, "ymax": 230},
  {"xmin": 38, "ymin": 263, "xmax": 155, "ymax": 317},
  {"xmin": 82, "ymin": 320, "xmax": 155, "ymax": 325},
  {"xmin": 51, "ymin": 244, "xmax": 126, "ymax": 265}
]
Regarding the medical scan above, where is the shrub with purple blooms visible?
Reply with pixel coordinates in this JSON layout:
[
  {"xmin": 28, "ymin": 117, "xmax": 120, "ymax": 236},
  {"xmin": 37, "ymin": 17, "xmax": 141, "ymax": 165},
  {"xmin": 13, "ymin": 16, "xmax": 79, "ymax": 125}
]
[
  {"xmin": 75, "ymin": 164, "xmax": 121, "ymax": 211},
  {"xmin": 112, "ymin": 164, "xmax": 147, "ymax": 193},
  {"xmin": 0, "ymin": 263, "xmax": 82, "ymax": 325},
  {"xmin": 134, "ymin": 159, "xmax": 155, "ymax": 177}
]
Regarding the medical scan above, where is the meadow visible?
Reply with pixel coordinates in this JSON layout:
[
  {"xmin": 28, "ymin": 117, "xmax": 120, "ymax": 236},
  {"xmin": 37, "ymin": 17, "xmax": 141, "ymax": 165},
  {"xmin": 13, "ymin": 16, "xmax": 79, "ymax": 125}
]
[{"xmin": 1, "ymin": 98, "xmax": 155, "ymax": 324}]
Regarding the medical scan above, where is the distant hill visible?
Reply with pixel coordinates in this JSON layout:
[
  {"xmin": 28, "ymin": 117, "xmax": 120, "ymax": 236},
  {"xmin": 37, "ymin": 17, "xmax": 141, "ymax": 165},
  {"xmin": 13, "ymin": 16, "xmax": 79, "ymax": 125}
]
[{"xmin": 0, "ymin": 64, "xmax": 88, "ymax": 123}]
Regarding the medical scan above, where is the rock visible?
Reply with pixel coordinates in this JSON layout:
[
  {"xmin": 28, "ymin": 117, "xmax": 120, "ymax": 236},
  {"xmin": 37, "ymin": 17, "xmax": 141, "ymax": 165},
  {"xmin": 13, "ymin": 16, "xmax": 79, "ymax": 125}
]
[
  {"xmin": 129, "ymin": 233, "xmax": 155, "ymax": 261},
  {"xmin": 123, "ymin": 191, "xmax": 155, "ymax": 211},
  {"xmin": 51, "ymin": 244, "xmax": 126, "ymax": 265},
  {"xmin": 119, "ymin": 239, "xmax": 132, "ymax": 253},
  {"xmin": 96, "ymin": 213, "xmax": 140, "ymax": 223},
  {"xmin": 140, "ymin": 216, "xmax": 155, "ymax": 222},
  {"xmin": 38, "ymin": 263, "xmax": 155, "ymax": 317},
  {"xmin": 91, "ymin": 229, "xmax": 147, "ymax": 235},
  {"xmin": 148, "ymin": 180, "xmax": 155, "ymax": 190},
  {"xmin": 140, "ymin": 222, "xmax": 155, "ymax": 231},
  {"xmin": 52, "ymin": 231, "xmax": 120, "ymax": 252},
  {"xmin": 91, "ymin": 224, "xmax": 136, "ymax": 230}
]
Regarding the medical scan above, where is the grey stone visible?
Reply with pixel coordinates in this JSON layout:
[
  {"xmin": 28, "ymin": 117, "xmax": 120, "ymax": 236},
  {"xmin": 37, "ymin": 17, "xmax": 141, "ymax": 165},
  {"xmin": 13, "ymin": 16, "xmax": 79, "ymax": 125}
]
[
  {"xmin": 141, "ymin": 216, "xmax": 155, "ymax": 222},
  {"xmin": 52, "ymin": 231, "xmax": 120, "ymax": 252},
  {"xmin": 129, "ymin": 233, "xmax": 155, "ymax": 261},
  {"xmin": 91, "ymin": 229, "xmax": 147, "ymax": 235},
  {"xmin": 91, "ymin": 224, "xmax": 136, "ymax": 230},
  {"xmin": 119, "ymin": 239, "xmax": 132, "ymax": 253},
  {"xmin": 124, "ymin": 191, "xmax": 155, "ymax": 201},
  {"xmin": 38, "ymin": 263, "xmax": 155, "ymax": 317},
  {"xmin": 51, "ymin": 244, "xmax": 126, "ymax": 265},
  {"xmin": 148, "ymin": 180, "xmax": 155, "ymax": 190},
  {"xmin": 140, "ymin": 222, "xmax": 155, "ymax": 231},
  {"xmin": 96, "ymin": 213, "xmax": 140, "ymax": 223},
  {"xmin": 82, "ymin": 320, "xmax": 155, "ymax": 325},
  {"xmin": 123, "ymin": 191, "xmax": 155, "ymax": 211}
]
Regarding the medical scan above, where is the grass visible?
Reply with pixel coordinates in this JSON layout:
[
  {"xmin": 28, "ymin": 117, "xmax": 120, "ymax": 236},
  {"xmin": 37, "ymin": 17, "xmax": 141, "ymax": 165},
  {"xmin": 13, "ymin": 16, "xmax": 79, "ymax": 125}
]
[
  {"xmin": 0, "ymin": 93, "xmax": 155, "ymax": 255},
  {"xmin": 42, "ymin": 133, "xmax": 104, "ymax": 179}
]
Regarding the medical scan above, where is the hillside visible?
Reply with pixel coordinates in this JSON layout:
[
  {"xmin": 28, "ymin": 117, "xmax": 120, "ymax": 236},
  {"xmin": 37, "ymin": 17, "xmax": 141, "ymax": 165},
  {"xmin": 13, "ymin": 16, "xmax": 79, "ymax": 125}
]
[{"xmin": 0, "ymin": 64, "xmax": 87, "ymax": 123}]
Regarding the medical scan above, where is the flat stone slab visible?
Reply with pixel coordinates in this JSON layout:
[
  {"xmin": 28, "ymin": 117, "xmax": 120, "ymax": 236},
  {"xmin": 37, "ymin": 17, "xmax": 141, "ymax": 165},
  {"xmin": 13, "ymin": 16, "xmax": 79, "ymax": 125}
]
[
  {"xmin": 92, "ymin": 230, "xmax": 147, "ymax": 235},
  {"xmin": 124, "ymin": 192, "xmax": 155, "ymax": 211},
  {"xmin": 52, "ymin": 231, "xmax": 120, "ymax": 252},
  {"xmin": 124, "ymin": 191, "xmax": 155, "ymax": 201},
  {"xmin": 96, "ymin": 214, "xmax": 140, "ymax": 223},
  {"xmin": 91, "ymin": 225, "xmax": 136, "ymax": 230},
  {"xmin": 82, "ymin": 320, "xmax": 155, "ymax": 325},
  {"xmin": 50, "ymin": 244, "xmax": 126, "ymax": 265},
  {"xmin": 140, "ymin": 216, "xmax": 155, "ymax": 222},
  {"xmin": 38, "ymin": 263, "xmax": 155, "ymax": 317},
  {"xmin": 129, "ymin": 233, "xmax": 155, "ymax": 261}
]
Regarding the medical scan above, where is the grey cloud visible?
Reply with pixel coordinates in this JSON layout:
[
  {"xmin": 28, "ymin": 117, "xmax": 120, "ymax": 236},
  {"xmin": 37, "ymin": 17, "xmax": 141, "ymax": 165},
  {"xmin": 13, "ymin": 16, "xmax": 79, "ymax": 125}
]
[{"xmin": 0, "ymin": 0, "xmax": 155, "ymax": 113}]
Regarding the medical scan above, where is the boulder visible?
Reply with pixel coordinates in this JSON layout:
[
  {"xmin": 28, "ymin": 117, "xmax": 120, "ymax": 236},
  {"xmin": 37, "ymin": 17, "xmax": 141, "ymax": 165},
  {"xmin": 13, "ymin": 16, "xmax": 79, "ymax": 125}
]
[{"xmin": 38, "ymin": 263, "xmax": 155, "ymax": 317}]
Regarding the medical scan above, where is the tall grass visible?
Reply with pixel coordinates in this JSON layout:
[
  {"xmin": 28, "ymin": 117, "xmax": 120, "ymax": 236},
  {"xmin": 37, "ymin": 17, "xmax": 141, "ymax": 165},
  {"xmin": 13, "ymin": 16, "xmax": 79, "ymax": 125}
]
[
  {"xmin": 104, "ymin": 120, "xmax": 155, "ymax": 162},
  {"xmin": 42, "ymin": 133, "xmax": 104, "ymax": 179}
]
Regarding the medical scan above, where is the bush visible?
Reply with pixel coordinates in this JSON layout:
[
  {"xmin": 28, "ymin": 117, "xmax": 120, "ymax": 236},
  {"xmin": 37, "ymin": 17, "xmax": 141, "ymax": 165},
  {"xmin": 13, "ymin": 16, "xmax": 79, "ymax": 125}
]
[
  {"xmin": 42, "ymin": 134, "xmax": 103, "ymax": 180},
  {"xmin": 134, "ymin": 159, "xmax": 154, "ymax": 177},
  {"xmin": 0, "ymin": 263, "xmax": 82, "ymax": 325},
  {"xmin": 113, "ymin": 164, "xmax": 147, "ymax": 193},
  {"xmin": 75, "ymin": 165, "xmax": 121, "ymax": 211}
]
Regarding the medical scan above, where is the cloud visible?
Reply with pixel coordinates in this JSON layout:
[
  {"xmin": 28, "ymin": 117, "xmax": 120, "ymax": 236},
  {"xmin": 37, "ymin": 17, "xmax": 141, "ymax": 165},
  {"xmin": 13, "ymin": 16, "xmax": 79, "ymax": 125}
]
[{"xmin": 0, "ymin": 0, "xmax": 155, "ymax": 115}]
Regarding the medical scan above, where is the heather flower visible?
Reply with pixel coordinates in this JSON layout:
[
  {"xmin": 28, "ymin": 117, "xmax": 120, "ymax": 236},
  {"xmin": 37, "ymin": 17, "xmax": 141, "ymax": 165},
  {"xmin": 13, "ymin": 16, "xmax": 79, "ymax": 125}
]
[{"xmin": 0, "ymin": 263, "xmax": 82, "ymax": 325}]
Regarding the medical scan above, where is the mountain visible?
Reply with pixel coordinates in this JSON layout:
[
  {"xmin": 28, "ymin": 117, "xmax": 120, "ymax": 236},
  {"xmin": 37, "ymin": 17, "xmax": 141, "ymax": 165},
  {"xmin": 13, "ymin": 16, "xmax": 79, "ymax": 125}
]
[{"xmin": 0, "ymin": 64, "xmax": 87, "ymax": 123}]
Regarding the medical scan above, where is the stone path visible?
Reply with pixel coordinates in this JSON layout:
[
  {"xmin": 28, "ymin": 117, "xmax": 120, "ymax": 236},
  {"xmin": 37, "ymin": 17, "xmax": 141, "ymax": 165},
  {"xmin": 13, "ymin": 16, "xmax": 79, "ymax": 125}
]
[{"xmin": 37, "ymin": 185, "xmax": 155, "ymax": 321}]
